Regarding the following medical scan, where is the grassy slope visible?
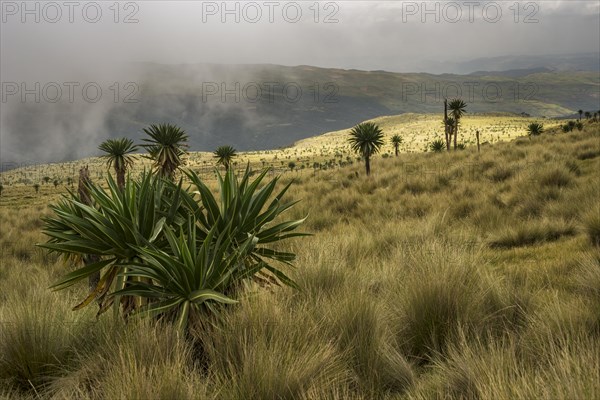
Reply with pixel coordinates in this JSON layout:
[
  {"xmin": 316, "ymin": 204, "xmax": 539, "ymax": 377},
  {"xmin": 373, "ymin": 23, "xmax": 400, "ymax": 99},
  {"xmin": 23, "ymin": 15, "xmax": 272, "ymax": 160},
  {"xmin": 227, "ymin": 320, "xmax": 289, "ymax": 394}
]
[
  {"xmin": 0, "ymin": 113, "xmax": 561, "ymax": 206},
  {"xmin": 292, "ymin": 113, "xmax": 562, "ymax": 152},
  {"xmin": 0, "ymin": 121, "xmax": 599, "ymax": 399}
]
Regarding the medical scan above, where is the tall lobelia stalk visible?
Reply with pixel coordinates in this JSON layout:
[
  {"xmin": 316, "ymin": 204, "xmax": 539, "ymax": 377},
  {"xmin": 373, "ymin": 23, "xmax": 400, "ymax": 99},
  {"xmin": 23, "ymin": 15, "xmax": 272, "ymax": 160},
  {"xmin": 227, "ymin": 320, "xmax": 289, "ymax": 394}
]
[
  {"xmin": 98, "ymin": 138, "xmax": 138, "ymax": 191},
  {"xmin": 448, "ymin": 98, "xmax": 467, "ymax": 151},
  {"xmin": 348, "ymin": 122, "xmax": 385, "ymax": 176},
  {"xmin": 142, "ymin": 123, "xmax": 189, "ymax": 181},
  {"xmin": 444, "ymin": 99, "xmax": 451, "ymax": 151}
]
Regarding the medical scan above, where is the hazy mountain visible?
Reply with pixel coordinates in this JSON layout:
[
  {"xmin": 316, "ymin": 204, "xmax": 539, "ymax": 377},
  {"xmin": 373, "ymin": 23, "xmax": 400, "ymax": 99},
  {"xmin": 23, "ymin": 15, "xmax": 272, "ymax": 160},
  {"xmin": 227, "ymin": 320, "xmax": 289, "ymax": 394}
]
[
  {"xmin": 468, "ymin": 67, "xmax": 554, "ymax": 78},
  {"xmin": 1, "ymin": 62, "xmax": 599, "ymax": 166},
  {"xmin": 421, "ymin": 52, "xmax": 600, "ymax": 75}
]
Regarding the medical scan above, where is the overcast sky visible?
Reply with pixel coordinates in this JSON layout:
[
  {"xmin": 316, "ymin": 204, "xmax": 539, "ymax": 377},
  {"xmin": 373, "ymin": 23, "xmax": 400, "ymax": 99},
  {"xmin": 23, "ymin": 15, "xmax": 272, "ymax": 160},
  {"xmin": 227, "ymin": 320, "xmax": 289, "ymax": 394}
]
[
  {"xmin": 1, "ymin": 0, "xmax": 599, "ymax": 79},
  {"xmin": 1, "ymin": 1, "xmax": 599, "ymax": 165}
]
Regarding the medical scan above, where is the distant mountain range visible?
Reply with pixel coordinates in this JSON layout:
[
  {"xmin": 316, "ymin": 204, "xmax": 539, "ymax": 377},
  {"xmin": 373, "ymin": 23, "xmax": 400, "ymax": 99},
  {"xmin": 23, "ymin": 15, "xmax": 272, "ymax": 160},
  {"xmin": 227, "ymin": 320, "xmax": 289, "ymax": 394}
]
[
  {"xmin": 420, "ymin": 52, "xmax": 600, "ymax": 75},
  {"xmin": 468, "ymin": 67, "xmax": 554, "ymax": 78},
  {"xmin": 93, "ymin": 62, "xmax": 600, "ymax": 148},
  {"xmin": 1, "ymin": 57, "xmax": 599, "ymax": 165}
]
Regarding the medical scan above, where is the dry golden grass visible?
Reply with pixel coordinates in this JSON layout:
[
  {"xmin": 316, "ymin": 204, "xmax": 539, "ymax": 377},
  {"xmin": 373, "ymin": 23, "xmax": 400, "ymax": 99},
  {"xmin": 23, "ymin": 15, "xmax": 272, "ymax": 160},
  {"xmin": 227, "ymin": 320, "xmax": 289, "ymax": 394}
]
[
  {"xmin": 0, "ymin": 117, "xmax": 598, "ymax": 399},
  {"xmin": 0, "ymin": 113, "xmax": 561, "ymax": 204}
]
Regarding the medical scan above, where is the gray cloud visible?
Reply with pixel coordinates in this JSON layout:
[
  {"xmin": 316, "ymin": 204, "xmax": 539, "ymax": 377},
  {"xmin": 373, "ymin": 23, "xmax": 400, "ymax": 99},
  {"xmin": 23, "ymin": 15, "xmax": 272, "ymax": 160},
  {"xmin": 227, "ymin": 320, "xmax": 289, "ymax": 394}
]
[
  {"xmin": 1, "ymin": 0, "xmax": 599, "ymax": 165},
  {"xmin": 2, "ymin": 1, "xmax": 598, "ymax": 75}
]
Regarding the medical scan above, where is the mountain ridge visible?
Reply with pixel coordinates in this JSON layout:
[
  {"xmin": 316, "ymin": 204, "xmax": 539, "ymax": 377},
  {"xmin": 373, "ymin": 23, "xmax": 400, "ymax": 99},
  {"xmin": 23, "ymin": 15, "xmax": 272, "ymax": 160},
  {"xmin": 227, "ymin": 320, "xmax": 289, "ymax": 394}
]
[{"xmin": 1, "ymin": 62, "xmax": 599, "ymax": 165}]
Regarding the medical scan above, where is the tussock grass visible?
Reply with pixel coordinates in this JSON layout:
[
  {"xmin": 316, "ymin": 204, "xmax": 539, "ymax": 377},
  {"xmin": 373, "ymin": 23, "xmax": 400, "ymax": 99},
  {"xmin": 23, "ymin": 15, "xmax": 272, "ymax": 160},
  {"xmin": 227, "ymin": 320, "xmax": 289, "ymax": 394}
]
[
  {"xmin": 0, "ymin": 121, "xmax": 599, "ymax": 398},
  {"xmin": 46, "ymin": 319, "xmax": 202, "ymax": 400},
  {"xmin": 386, "ymin": 241, "xmax": 528, "ymax": 365},
  {"xmin": 487, "ymin": 164, "xmax": 514, "ymax": 182},
  {"xmin": 0, "ymin": 284, "xmax": 91, "ymax": 393},
  {"xmin": 407, "ymin": 331, "xmax": 600, "ymax": 400},
  {"xmin": 537, "ymin": 167, "xmax": 573, "ymax": 188},
  {"xmin": 201, "ymin": 294, "xmax": 347, "ymax": 400},
  {"xmin": 583, "ymin": 207, "xmax": 600, "ymax": 247},
  {"xmin": 573, "ymin": 252, "xmax": 600, "ymax": 300},
  {"xmin": 327, "ymin": 296, "xmax": 415, "ymax": 395},
  {"xmin": 488, "ymin": 219, "xmax": 577, "ymax": 249},
  {"xmin": 576, "ymin": 148, "xmax": 600, "ymax": 160}
]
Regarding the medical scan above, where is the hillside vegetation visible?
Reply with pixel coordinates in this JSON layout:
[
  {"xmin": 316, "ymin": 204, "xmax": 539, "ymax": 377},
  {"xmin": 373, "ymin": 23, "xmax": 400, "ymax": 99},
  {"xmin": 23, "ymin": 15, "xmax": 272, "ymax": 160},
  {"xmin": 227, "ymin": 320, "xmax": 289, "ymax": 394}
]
[
  {"xmin": 0, "ymin": 121, "xmax": 599, "ymax": 399},
  {"xmin": 0, "ymin": 113, "xmax": 560, "ymax": 203}
]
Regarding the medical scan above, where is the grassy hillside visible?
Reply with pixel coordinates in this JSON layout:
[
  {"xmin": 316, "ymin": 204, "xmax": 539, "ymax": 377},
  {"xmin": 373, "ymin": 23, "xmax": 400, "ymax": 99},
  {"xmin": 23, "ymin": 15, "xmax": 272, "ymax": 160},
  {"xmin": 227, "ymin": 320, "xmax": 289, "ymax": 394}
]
[
  {"xmin": 0, "ymin": 113, "xmax": 561, "ymax": 204},
  {"xmin": 292, "ymin": 113, "xmax": 562, "ymax": 153},
  {"xmin": 0, "ymin": 118, "xmax": 599, "ymax": 398}
]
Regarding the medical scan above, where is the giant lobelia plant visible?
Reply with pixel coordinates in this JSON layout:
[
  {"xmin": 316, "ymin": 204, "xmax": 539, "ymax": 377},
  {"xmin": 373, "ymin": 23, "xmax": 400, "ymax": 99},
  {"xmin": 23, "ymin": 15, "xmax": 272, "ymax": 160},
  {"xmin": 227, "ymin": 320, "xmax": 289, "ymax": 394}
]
[{"xmin": 39, "ymin": 166, "xmax": 307, "ymax": 329}]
